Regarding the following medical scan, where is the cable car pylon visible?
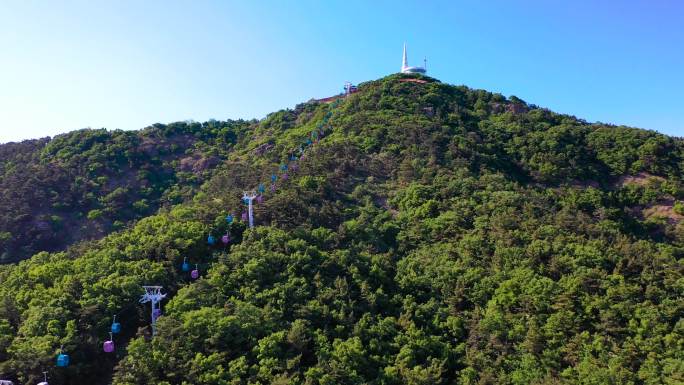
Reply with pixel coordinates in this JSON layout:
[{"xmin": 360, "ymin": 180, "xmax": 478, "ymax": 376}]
[
  {"xmin": 139, "ymin": 286, "xmax": 166, "ymax": 336},
  {"xmin": 242, "ymin": 190, "xmax": 257, "ymax": 228}
]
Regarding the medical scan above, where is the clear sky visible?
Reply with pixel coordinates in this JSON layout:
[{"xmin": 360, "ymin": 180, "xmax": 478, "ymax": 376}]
[{"xmin": 1, "ymin": 1, "xmax": 683, "ymax": 143}]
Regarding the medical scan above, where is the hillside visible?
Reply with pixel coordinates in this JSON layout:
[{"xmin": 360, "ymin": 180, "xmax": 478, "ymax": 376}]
[
  {"xmin": 0, "ymin": 74, "xmax": 682, "ymax": 385},
  {"xmin": 0, "ymin": 121, "xmax": 250, "ymax": 263}
]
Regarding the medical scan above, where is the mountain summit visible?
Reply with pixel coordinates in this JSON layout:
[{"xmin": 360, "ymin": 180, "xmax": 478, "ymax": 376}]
[{"xmin": 0, "ymin": 74, "xmax": 682, "ymax": 385}]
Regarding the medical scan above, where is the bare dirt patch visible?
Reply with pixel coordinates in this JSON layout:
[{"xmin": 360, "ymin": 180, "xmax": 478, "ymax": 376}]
[
  {"xmin": 616, "ymin": 172, "xmax": 665, "ymax": 188},
  {"xmin": 642, "ymin": 199, "xmax": 683, "ymax": 224},
  {"xmin": 180, "ymin": 154, "xmax": 221, "ymax": 174}
]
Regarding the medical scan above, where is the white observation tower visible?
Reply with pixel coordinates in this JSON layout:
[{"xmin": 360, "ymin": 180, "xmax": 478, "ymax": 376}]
[{"xmin": 401, "ymin": 43, "xmax": 427, "ymax": 74}]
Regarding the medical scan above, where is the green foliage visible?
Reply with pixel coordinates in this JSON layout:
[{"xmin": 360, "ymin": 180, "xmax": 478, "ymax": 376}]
[
  {"xmin": 0, "ymin": 120, "xmax": 250, "ymax": 262},
  {"xmin": 674, "ymin": 201, "xmax": 684, "ymax": 215},
  {"xmin": 1, "ymin": 74, "xmax": 683, "ymax": 384},
  {"xmin": 86, "ymin": 209, "xmax": 104, "ymax": 220}
]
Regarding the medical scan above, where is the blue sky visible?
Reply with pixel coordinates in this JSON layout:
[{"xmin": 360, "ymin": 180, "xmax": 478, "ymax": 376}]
[{"xmin": 0, "ymin": 1, "xmax": 682, "ymax": 143}]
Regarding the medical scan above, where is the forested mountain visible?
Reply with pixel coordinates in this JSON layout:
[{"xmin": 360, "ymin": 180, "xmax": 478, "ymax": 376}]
[
  {"xmin": 0, "ymin": 121, "xmax": 250, "ymax": 263},
  {"xmin": 0, "ymin": 74, "xmax": 682, "ymax": 385}
]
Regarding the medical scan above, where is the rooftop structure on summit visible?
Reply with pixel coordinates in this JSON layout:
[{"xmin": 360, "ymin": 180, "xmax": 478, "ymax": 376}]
[
  {"xmin": 316, "ymin": 81, "xmax": 358, "ymax": 103},
  {"xmin": 344, "ymin": 81, "xmax": 358, "ymax": 95},
  {"xmin": 401, "ymin": 43, "xmax": 426, "ymax": 74}
]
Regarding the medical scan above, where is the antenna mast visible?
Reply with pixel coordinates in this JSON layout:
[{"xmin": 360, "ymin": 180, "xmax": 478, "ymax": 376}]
[{"xmin": 402, "ymin": 42, "xmax": 408, "ymax": 71}]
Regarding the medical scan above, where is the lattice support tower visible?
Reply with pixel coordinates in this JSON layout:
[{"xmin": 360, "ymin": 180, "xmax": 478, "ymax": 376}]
[
  {"xmin": 139, "ymin": 286, "xmax": 166, "ymax": 336},
  {"xmin": 243, "ymin": 190, "xmax": 257, "ymax": 228}
]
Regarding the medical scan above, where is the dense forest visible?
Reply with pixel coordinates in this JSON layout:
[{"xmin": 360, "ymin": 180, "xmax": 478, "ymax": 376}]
[
  {"xmin": 0, "ymin": 74, "xmax": 682, "ymax": 384},
  {"xmin": 0, "ymin": 120, "xmax": 250, "ymax": 263}
]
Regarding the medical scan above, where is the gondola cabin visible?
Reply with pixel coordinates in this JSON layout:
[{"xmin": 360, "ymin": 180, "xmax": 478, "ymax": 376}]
[
  {"xmin": 111, "ymin": 316, "xmax": 121, "ymax": 334},
  {"xmin": 103, "ymin": 333, "xmax": 115, "ymax": 353},
  {"xmin": 56, "ymin": 353, "xmax": 69, "ymax": 367}
]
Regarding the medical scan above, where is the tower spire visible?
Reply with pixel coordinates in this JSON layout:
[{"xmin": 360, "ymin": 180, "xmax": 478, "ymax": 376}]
[
  {"xmin": 402, "ymin": 43, "xmax": 408, "ymax": 71},
  {"xmin": 400, "ymin": 43, "xmax": 426, "ymax": 74}
]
